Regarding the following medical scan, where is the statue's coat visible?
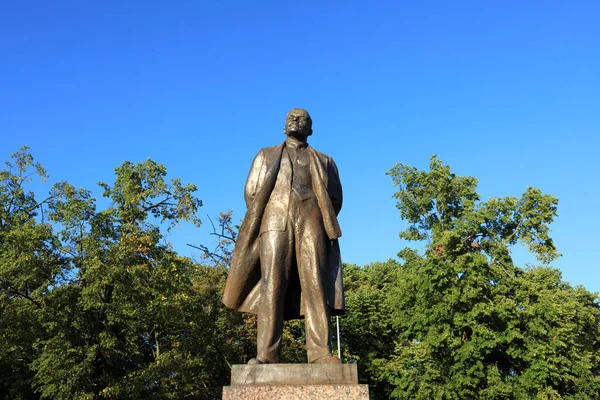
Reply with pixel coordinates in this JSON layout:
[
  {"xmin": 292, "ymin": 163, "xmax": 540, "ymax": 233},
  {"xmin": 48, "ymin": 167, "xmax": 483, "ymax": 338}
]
[{"xmin": 222, "ymin": 142, "xmax": 344, "ymax": 319}]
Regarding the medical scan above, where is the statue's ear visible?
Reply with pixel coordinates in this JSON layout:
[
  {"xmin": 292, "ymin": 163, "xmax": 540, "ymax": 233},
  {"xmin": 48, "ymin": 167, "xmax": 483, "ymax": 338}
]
[{"xmin": 307, "ymin": 128, "xmax": 313, "ymax": 136}]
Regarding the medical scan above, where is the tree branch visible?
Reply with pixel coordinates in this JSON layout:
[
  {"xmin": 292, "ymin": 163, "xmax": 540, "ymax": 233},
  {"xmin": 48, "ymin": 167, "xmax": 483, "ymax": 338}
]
[
  {"xmin": 25, "ymin": 193, "xmax": 60, "ymax": 214},
  {"xmin": 2, "ymin": 284, "xmax": 43, "ymax": 309},
  {"xmin": 186, "ymin": 243, "xmax": 227, "ymax": 264},
  {"xmin": 142, "ymin": 197, "xmax": 174, "ymax": 213},
  {"xmin": 206, "ymin": 214, "xmax": 236, "ymax": 243}
]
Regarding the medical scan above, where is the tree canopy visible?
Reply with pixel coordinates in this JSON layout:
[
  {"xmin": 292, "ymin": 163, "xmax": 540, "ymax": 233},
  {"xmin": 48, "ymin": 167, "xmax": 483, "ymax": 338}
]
[
  {"xmin": 368, "ymin": 156, "xmax": 599, "ymax": 399},
  {"xmin": 1, "ymin": 149, "xmax": 598, "ymax": 399}
]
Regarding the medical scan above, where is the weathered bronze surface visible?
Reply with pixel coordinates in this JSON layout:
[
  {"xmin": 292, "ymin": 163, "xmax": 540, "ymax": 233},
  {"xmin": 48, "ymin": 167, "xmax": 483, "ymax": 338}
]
[{"xmin": 222, "ymin": 108, "xmax": 344, "ymax": 364}]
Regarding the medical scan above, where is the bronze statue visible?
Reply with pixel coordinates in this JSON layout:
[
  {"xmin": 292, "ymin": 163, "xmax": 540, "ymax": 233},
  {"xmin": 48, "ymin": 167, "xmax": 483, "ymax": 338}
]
[{"xmin": 222, "ymin": 108, "xmax": 344, "ymax": 364}]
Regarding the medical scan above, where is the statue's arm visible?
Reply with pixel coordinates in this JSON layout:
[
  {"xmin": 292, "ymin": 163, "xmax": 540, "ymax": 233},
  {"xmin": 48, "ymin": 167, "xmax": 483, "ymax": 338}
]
[
  {"xmin": 244, "ymin": 150, "xmax": 265, "ymax": 207},
  {"xmin": 328, "ymin": 157, "xmax": 343, "ymax": 215}
]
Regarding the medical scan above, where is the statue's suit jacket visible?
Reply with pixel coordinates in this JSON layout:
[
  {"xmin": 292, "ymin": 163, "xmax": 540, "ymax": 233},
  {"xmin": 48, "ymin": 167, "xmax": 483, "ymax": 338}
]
[{"xmin": 222, "ymin": 142, "xmax": 344, "ymax": 319}]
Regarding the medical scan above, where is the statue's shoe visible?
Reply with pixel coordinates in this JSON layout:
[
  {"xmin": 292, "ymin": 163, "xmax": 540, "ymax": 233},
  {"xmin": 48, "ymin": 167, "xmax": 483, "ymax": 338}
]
[
  {"xmin": 247, "ymin": 358, "xmax": 266, "ymax": 365},
  {"xmin": 312, "ymin": 354, "xmax": 341, "ymax": 364}
]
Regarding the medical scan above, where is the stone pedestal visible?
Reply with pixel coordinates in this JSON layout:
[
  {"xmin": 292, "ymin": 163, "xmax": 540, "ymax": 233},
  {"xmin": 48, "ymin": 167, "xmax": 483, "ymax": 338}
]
[{"xmin": 223, "ymin": 363, "xmax": 369, "ymax": 399}]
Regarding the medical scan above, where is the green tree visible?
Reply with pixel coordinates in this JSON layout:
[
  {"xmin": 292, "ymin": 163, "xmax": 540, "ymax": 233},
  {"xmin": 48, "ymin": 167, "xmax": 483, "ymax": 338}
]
[
  {"xmin": 0, "ymin": 147, "xmax": 63, "ymax": 399},
  {"xmin": 380, "ymin": 156, "xmax": 600, "ymax": 399},
  {"xmin": 342, "ymin": 260, "xmax": 400, "ymax": 398},
  {"xmin": 29, "ymin": 158, "xmax": 233, "ymax": 399},
  {"xmin": 4, "ymin": 147, "xmax": 599, "ymax": 400}
]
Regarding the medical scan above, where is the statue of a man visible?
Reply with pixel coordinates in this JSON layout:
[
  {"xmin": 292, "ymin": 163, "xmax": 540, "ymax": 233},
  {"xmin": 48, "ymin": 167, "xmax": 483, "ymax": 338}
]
[{"xmin": 222, "ymin": 108, "xmax": 344, "ymax": 364}]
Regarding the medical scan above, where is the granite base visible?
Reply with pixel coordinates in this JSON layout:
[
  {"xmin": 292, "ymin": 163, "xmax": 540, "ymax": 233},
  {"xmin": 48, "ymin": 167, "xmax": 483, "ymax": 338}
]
[
  {"xmin": 222, "ymin": 384, "xmax": 369, "ymax": 399},
  {"xmin": 223, "ymin": 363, "xmax": 369, "ymax": 399}
]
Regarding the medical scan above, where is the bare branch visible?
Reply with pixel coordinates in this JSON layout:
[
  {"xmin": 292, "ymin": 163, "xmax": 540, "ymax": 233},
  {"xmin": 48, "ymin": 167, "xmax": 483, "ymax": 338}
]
[{"xmin": 206, "ymin": 214, "xmax": 236, "ymax": 243}]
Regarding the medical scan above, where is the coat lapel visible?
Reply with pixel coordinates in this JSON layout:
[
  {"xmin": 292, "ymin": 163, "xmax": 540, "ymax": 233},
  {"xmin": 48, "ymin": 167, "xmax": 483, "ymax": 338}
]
[{"xmin": 308, "ymin": 148, "xmax": 342, "ymax": 240}]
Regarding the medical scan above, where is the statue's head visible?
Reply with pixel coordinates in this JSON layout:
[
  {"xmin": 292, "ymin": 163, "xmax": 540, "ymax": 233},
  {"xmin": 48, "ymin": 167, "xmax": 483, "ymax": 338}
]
[{"xmin": 284, "ymin": 108, "xmax": 312, "ymax": 140}]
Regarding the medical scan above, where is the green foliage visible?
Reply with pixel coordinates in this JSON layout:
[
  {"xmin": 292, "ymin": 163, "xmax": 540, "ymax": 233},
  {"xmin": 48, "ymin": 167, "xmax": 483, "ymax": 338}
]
[
  {"xmin": 0, "ymin": 148, "xmax": 257, "ymax": 399},
  {"xmin": 342, "ymin": 261, "xmax": 399, "ymax": 398},
  {"xmin": 2, "ymin": 148, "xmax": 599, "ymax": 400},
  {"xmin": 390, "ymin": 155, "xmax": 560, "ymax": 264},
  {"xmin": 0, "ymin": 147, "xmax": 62, "ymax": 399},
  {"xmin": 379, "ymin": 155, "xmax": 600, "ymax": 399}
]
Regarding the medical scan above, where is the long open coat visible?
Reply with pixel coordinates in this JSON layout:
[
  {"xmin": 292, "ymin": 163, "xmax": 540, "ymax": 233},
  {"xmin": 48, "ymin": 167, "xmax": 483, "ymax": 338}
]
[{"xmin": 222, "ymin": 142, "xmax": 344, "ymax": 319}]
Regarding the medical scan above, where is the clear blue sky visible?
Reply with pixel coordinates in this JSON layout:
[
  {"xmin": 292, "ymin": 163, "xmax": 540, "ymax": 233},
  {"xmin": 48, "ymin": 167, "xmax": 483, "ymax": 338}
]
[{"xmin": 2, "ymin": 1, "xmax": 599, "ymax": 293}]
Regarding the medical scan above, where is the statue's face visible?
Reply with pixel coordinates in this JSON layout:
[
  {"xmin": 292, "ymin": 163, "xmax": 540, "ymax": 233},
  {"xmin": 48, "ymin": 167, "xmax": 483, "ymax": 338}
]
[{"xmin": 284, "ymin": 109, "xmax": 312, "ymax": 139}]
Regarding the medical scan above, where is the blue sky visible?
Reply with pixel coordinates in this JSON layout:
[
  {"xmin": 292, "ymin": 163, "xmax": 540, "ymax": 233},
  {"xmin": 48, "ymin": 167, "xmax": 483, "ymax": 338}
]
[{"xmin": 2, "ymin": 1, "xmax": 599, "ymax": 293}]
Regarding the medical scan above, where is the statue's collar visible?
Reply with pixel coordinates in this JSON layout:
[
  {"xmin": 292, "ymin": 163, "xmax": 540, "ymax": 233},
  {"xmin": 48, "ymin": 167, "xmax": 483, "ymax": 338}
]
[{"xmin": 285, "ymin": 136, "xmax": 309, "ymax": 150}]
